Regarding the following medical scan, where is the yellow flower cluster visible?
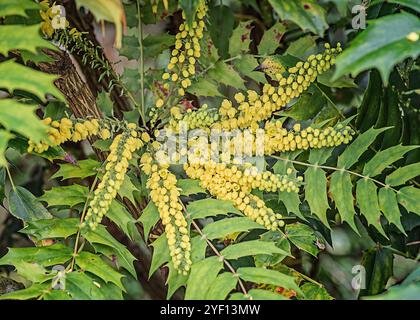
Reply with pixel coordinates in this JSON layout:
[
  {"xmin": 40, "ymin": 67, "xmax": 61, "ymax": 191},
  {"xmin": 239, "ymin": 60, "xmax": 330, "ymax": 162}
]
[
  {"xmin": 27, "ymin": 117, "xmax": 103, "ymax": 153},
  {"xmin": 142, "ymin": 154, "xmax": 192, "ymax": 275},
  {"xmin": 161, "ymin": 1, "xmax": 207, "ymax": 96},
  {"xmin": 263, "ymin": 121, "xmax": 355, "ymax": 155},
  {"xmin": 83, "ymin": 128, "xmax": 144, "ymax": 230},
  {"xmin": 213, "ymin": 43, "xmax": 343, "ymax": 131},
  {"xmin": 167, "ymin": 104, "xmax": 219, "ymax": 132},
  {"xmin": 185, "ymin": 161, "xmax": 301, "ymax": 230}
]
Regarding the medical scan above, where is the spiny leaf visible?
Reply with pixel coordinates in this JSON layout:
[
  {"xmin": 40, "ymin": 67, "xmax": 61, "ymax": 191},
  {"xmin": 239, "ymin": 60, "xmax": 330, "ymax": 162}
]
[
  {"xmin": 304, "ymin": 166, "xmax": 329, "ymax": 227},
  {"xmin": 0, "ymin": 130, "xmax": 13, "ymax": 167},
  {"xmin": 0, "ymin": 0, "xmax": 39, "ymax": 17},
  {"xmin": 13, "ymin": 261, "xmax": 53, "ymax": 283},
  {"xmin": 229, "ymin": 21, "xmax": 253, "ymax": 57},
  {"xmin": 285, "ymin": 223, "xmax": 319, "ymax": 257},
  {"xmin": 356, "ymin": 179, "xmax": 387, "ymax": 237},
  {"xmin": 0, "ymin": 283, "xmax": 49, "ymax": 300},
  {"xmin": 179, "ymin": 0, "xmax": 201, "ymax": 26},
  {"xmin": 51, "ymin": 159, "xmax": 100, "ymax": 180},
  {"xmin": 230, "ymin": 288, "xmax": 286, "ymax": 300},
  {"xmin": 338, "ymin": 127, "xmax": 390, "ymax": 169},
  {"xmin": 363, "ymin": 145, "xmax": 418, "ymax": 177},
  {"xmin": 40, "ymin": 184, "xmax": 88, "ymax": 208},
  {"xmin": 237, "ymin": 267, "xmax": 302, "ymax": 295},
  {"xmin": 330, "ymin": 171, "xmax": 358, "ymax": 233},
  {"xmin": 258, "ymin": 22, "xmax": 286, "ymax": 55},
  {"xmin": 385, "ymin": 162, "xmax": 420, "ymax": 186},
  {"xmin": 8, "ymin": 186, "xmax": 52, "ymax": 221},
  {"xmin": 21, "ymin": 218, "xmax": 79, "ymax": 240},
  {"xmin": 107, "ymin": 200, "xmax": 140, "ymax": 241},
  {"xmin": 301, "ymin": 283, "xmax": 333, "ymax": 300},
  {"xmin": 0, "ymin": 25, "xmax": 54, "ymax": 56},
  {"xmin": 208, "ymin": 5, "xmax": 234, "ymax": 59},
  {"xmin": 397, "ymin": 186, "xmax": 420, "ymax": 216},
  {"xmin": 268, "ymin": 0, "xmax": 328, "ymax": 36},
  {"xmin": 138, "ymin": 201, "xmax": 160, "ymax": 240},
  {"xmin": 234, "ymin": 54, "xmax": 267, "ymax": 83},
  {"xmin": 185, "ymin": 256, "xmax": 223, "ymax": 300},
  {"xmin": 65, "ymin": 271, "xmax": 107, "ymax": 300},
  {"xmin": 220, "ymin": 240, "xmax": 290, "ymax": 260},
  {"xmin": 187, "ymin": 78, "xmax": 223, "ymax": 97},
  {"xmin": 187, "ymin": 198, "xmax": 241, "ymax": 219},
  {"xmin": 0, "ymin": 60, "xmax": 64, "ymax": 102},
  {"xmin": 333, "ymin": 13, "xmax": 420, "ymax": 84},
  {"xmin": 208, "ymin": 61, "xmax": 246, "ymax": 90},
  {"xmin": 378, "ymin": 188, "xmax": 405, "ymax": 234},
  {"xmin": 0, "ymin": 99, "xmax": 48, "ymax": 143},
  {"xmin": 201, "ymin": 217, "xmax": 263, "ymax": 240},
  {"xmin": 205, "ymin": 272, "xmax": 238, "ymax": 300},
  {"xmin": 149, "ymin": 234, "xmax": 170, "ymax": 277},
  {"xmin": 177, "ymin": 179, "xmax": 206, "ymax": 196}
]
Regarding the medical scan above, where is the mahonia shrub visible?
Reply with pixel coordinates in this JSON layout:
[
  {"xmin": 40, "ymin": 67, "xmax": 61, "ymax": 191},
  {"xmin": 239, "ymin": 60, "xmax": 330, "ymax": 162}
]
[{"xmin": 0, "ymin": 0, "xmax": 419, "ymax": 301}]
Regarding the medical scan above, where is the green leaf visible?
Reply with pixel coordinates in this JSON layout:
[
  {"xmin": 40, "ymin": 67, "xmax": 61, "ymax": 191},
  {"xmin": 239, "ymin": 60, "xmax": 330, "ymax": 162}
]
[
  {"xmin": 317, "ymin": 69, "xmax": 357, "ymax": 88},
  {"xmin": 179, "ymin": 0, "xmax": 200, "ymax": 26},
  {"xmin": 231, "ymin": 288, "xmax": 286, "ymax": 300},
  {"xmin": 268, "ymin": 0, "xmax": 328, "ymax": 36},
  {"xmin": 330, "ymin": 171, "xmax": 358, "ymax": 233},
  {"xmin": 301, "ymin": 283, "xmax": 333, "ymax": 300},
  {"xmin": 118, "ymin": 174, "xmax": 138, "ymax": 204},
  {"xmin": 40, "ymin": 184, "xmax": 88, "ymax": 208},
  {"xmin": 188, "ymin": 78, "xmax": 223, "ymax": 97},
  {"xmin": 221, "ymin": 240, "xmax": 289, "ymax": 260},
  {"xmin": 229, "ymin": 21, "xmax": 253, "ymax": 57},
  {"xmin": 363, "ymin": 145, "xmax": 418, "ymax": 177},
  {"xmin": 75, "ymin": 252, "xmax": 124, "ymax": 290},
  {"xmin": 21, "ymin": 218, "xmax": 79, "ymax": 240},
  {"xmin": 83, "ymin": 226, "xmax": 137, "ymax": 278},
  {"xmin": 360, "ymin": 247, "xmax": 394, "ymax": 297},
  {"xmin": 234, "ymin": 54, "xmax": 267, "ymax": 83},
  {"xmin": 304, "ymin": 167, "xmax": 329, "ymax": 227},
  {"xmin": 0, "ymin": 60, "xmax": 64, "ymax": 102},
  {"xmin": 0, "ymin": 243, "xmax": 73, "ymax": 267},
  {"xmin": 285, "ymin": 35, "xmax": 317, "ymax": 59},
  {"xmin": 0, "ymin": 283, "xmax": 49, "ymax": 300},
  {"xmin": 0, "ymin": 25, "xmax": 54, "ymax": 56},
  {"xmin": 13, "ymin": 261, "xmax": 53, "ymax": 283},
  {"xmin": 371, "ymin": 0, "xmax": 420, "ymax": 15},
  {"xmin": 177, "ymin": 179, "xmax": 206, "ymax": 196},
  {"xmin": 149, "ymin": 233, "xmax": 170, "ymax": 277},
  {"xmin": 278, "ymin": 192, "xmax": 305, "ymax": 220},
  {"xmin": 397, "ymin": 186, "xmax": 420, "ymax": 216},
  {"xmin": 356, "ymin": 179, "xmax": 386, "ymax": 236},
  {"xmin": 285, "ymin": 223, "xmax": 319, "ymax": 257},
  {"xmin": 208, "ymin": 5, "xmax": 234, "ymax": 59},
  {"xmin": 8, "ymin": 186, "xmax": 52, "ymax": 221},
  {"xmin": 0, "ymin": 0, "xmax": 39, "ymax": 17},
  {"xmin": 0, "ymin": 130, "xmax": 13, "ymax": 167},
  {"xmin": 237, "ymin": 267, "xmax": 302, "ymax": 294},
  {"xmin": 185, "ymin": 256, "xmax": 223, "ymax": 300},
  {"xmin": 333, "ymin": 13, "xmax": 420, "ymax": 84},
  {"xmin": 386, "ymin": 163, "xmax": 420, "ymax": 186},
  {"xmin": 255, "ymin": 231, "xmax": 291, "ymax": 267},
  {"xmin": 104, "ymin": 200, "xmax": 139, "ymax": 241},
  {"xmin": 187, "ymin": 198, "xmax": 241, "ymax": 219},
  {"xmin": 51, "ymin": 159, "xmax": 100, "ymax": 180},
  {"xmin": 338, "ymin": 127, "xmax": 390, "ymax": 169},
  {"xmin": 65, "ymin": 271, "xmax": 107, "ymax": 300},
  {"xmin": 143, "ymin": 34, "xmax": 175, "ymax": 57},
  {"xmin": 205, "ymin": 272, "xmax": 238, "ymax": 300},
  {"xmin": 258, "ymin": 22, "xmax": 286, "ymax": 55},
  {"xmin": 208, "ymin": 61, "xmax": 246, "ymax": 90},
  {"xmin": 42, "ymin": 290, "xmax": 72, "ymax": 300},
  {"xmin": 202, "ymin": 217, "xmax": 263, "ymax": 240},
  {"xmin": 138, "ymin": 201, "xmax": 160, "ymax": 240},
  {"xmin": 378, "ymin": 188, "xmax": 405, "ymax": 234},
  {"xmin": 0, "ymin": 99, "xmax": 47, "ymax": 142}
]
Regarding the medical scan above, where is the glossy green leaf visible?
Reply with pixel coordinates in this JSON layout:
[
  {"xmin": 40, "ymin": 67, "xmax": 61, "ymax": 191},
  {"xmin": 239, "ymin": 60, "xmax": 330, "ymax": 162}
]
[
  {"xmin": 177, "ymin": 179, "xmax": 206, "ymax": 196},
  {"xmin": 208, "ymin": 5, "xmax": 234, "ymax": 59},
  {"xmin": 202, "ymin": 217, "xmax": 263, "ymax": 240},
  {"xmin": 237, "ymin": 267, "xmax": 302, "ymax": 294},
  {"xmin": 75, "ymin": 251, "xmax": 124, "ymax": 289},
  {"xmin": 21, "ymin": 218, "xmax": 79, "ymax": 240},
  {"xmin": 230, "ymin": 288, "xmax": 286, "ymax": 300},
  {"xmin": 0, "ymin": 99, "xmax": 47, "ymax": 143},
  {"xmin": 268, "ymin": 0, "xmax": 328, "ymax": 36},
  {"xmin": 330, "ymin": 171, "xmax": 358, "ymax": 233},
  {"xmin": 118, "ymin": 174, "xmax": 138, "ymax": 204},
  {"xmin": 65, "ymin": 271, "xmax": 107, "ymax": 300},
  {"xmin": 179, "ymin": 0, "xmax": 200, "ymax": 26},
  {"xmin": 370, "ymin": 0, "xmax": 420, "ymax": 14},
  {"xmin": 301, "ymin": 283, "xmax": 333, "ymax": 300},
  {"xmin": 255, "ymin": 231, "xmax": 291, "ymax": 267},
  {"xmin": 234, "ymin": 54, "xmax": 267, "ymax": 83},
  {"xmin": 13, "ymin": 261, "xmax": 53, "ymax": 283},
  {"xmin": 40, "ymin": 184, "xmax": 88, "ymax": 208},
  {"xmin": 188, "ymin": 78, "xmax": 223, "ymax": 97},
  {"xmin": 221, "ymin": 240, "xmax": 289, "ymax": 260},
  {"xmin": 138, "ymin": 201, "xmax": 160, "ymax": 240},
  {"xmin": 304, "ymin": 167, "xmax": 329, "ymax": 227},
  {"xmin": 363, "ymin": 145, "xmax": 418, "ymax": 177},
  {"xmin": 205, "ymin": 272, "xmax": 238, "ymax": 300},
  {"xmin": 378, "ymin": 187, "xmax": 404, "ymax": 233},
  {"xmin": 0, "ymin": 0, "xmax": 39, "ymax": 17},
  {"xmin": 208, "ymin": 61, "xmax": 246, "ymax": 90},
  {"xmin": 0, "ymin": 131, "xmax": 13, "ymax": 167},
  {"xmin": 0, "ymin": 283, "xmax": 49, "ymax": 300},
  {"xmin": 285, "ymin": 35, "xmax": 317, "ymax": 59},
  {"xmin": 229, "ymin": 21, "xmax": 253, "ymax": 57},
  {"xmin": 356, "ymin": 179, "xmax": 386, "ymax": 236},
  {"xmin": 0, "ymin": 25, "xmax": 54, "ymax": 56},
  {"xmin": 187, "ymin": 198, "xmax": 241, "ymax": 219},
  {"xmin": 285, "ymin": 223, "xmax": 319, "ymax": 257},
  {"xmin": 333, "ymin": 13, "xmax": 420, "ymax": 83},
  {"xmin": 0, "ymin": 60, "xmax": 64, "ymax": 102},
  {"xmin": 397, "ymin": 186, "xmax": 420, "ymax": 216},
  {"xmin": 8, "ymin": 186, "xmax": 52, "ymax": 221},
  {"xmin": 185, "ymin": 256, "xmax": 223, "ymax": 300},
  {"xmin": 149, "ymin": 234, "xmax": 170, "ymax": 277},
  {"xmin": 386, "ymin": 163, "xmax": 420, "ymax": 186},
  {"xmin": 278, "ymin": 192, "xmax": 305, "ymax": 220},
  {"xmin": 338, "ymin": 127, "xmax": 390, "ymax": 169},
  {"xmin": 51, "ymin": 159, "xmax": 100, "ymax": 180}
]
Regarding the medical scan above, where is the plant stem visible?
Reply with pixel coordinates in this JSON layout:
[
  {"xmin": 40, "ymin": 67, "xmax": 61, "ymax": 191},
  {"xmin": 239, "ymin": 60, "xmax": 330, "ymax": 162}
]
[
  {"xmin": 5, "ymin": 166, "xmax": 16, "ymax": 191},
  {"xmin": 137, "ymin": 0, "xmax": 146, "ymax": 127}
]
